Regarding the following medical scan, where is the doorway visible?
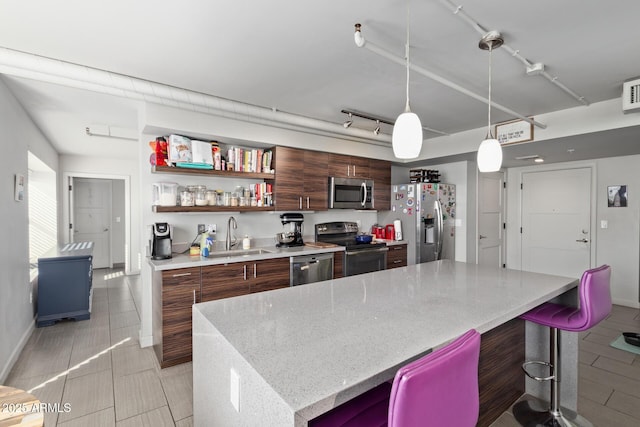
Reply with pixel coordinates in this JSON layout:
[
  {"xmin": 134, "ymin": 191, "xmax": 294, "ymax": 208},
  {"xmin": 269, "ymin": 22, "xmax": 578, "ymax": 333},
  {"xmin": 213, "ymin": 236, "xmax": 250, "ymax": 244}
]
[
  {"xmin": 477, "ymin": 171, "xmax": 505, "ymax": 267},
  {"xmin": 521, "ymin": 167, "xmax": 593, "ymax": 278},
  {"xmin": 64, "ymin": 173, "xmax": 130, "ymax": 272}
]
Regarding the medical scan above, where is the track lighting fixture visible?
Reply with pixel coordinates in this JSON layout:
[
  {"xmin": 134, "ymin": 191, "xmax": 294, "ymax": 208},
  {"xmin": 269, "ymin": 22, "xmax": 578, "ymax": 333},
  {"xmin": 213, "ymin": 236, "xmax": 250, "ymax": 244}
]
[
  {"xmin": 341, "ymin": 109, "xmax": 392, "ymax": 135},
  {"xmin": 343, "ymin": 112, "xmax": 353, "ymax": 128}
]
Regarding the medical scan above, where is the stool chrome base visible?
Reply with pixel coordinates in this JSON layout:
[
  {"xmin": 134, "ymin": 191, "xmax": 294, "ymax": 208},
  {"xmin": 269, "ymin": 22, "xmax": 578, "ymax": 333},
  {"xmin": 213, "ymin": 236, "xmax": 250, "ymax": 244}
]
[{"xmin": 513, "ymin": 398, "xmax": 593, "ymax": 427}]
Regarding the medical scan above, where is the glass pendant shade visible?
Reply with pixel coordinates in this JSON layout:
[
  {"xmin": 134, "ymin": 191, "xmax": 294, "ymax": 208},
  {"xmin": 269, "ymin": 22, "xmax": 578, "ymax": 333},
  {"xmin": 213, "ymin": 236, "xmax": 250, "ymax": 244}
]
[
  {"xmin": 392, "ymin": 111, "xmax": 423, "ymax": 159},
  {"xmin": 477, "ymin": 137, "xmax": 502, "ymax": 172}
]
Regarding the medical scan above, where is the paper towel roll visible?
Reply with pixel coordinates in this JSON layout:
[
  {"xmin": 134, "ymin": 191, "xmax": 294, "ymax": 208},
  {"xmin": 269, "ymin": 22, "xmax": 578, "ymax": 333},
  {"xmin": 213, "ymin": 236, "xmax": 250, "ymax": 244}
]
[{"xmin": 393, "ymin": 219, "xmax": 402, "ymax": 241}]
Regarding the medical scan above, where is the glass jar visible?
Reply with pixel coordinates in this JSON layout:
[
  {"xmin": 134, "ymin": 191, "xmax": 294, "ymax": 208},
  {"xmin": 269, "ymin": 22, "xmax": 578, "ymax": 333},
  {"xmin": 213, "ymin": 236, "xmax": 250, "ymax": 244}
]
[
  {"xmin": 180, "ymin": 190, "xmax": 195, "ymax": 207},
  {"xmin": 194, "ymin": 186, "xmax": 208, "ymax": 206},
  {"xmin": 206, "ymin": 190, "xmax": 217, "ymax": 206},
  {"xmin": 230, "ymin": 192, "xmax": 239, "ymax": 207},
  {"xmin": 239, "ymin": 196, "xmax": 247, "ymax": 207},
  {"xmin": 223, "ymin": 192, "xmax": 232, "ymax": 206}
]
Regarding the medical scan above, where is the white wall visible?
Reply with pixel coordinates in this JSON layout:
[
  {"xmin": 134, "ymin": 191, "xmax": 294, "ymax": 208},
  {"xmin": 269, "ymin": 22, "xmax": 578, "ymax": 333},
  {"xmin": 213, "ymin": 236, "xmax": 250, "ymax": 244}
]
[
  {"xmin": 506, "ymin": 156, "xmax": 640, "ymax": 308},
  {"xmin": 0, "ymin": 78, "xmax": 59, "ymax": 382},
  {"xmin": 112, "ymin": 179, "xmax": 126, "ymax": 265},
  {"xmin": 594, "ymin": 155, "xmax": 640, "ymax": 306}
]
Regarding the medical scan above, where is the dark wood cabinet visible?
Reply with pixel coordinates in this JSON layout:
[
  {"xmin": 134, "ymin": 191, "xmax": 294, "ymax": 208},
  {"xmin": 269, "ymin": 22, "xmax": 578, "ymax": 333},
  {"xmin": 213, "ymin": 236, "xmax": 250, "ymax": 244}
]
[
  {"xmin": 303, "ymin": 150, "xmax": 329, "ymax": 210},
  {"xmin": 273, "ymin": 146, "xmax": 328, "ymax": 211},
  {"xmin": 201, "ymin": 263, "xmax": 250, "ymax": 301},
  {"xmin": 158, "ymin": 267, "xmax": 201, "ymax": 368},
  {"xmin": 328, "ymin": 154, "xmax": 369, "ymax": 179},
  {"xmin": 201, "ymin": 258, "xmax": 290, "ymax": 300},
  {"xmin": 386, "ymin": 244, "xmax": 407, "ymax": 269},
  {"xmin": 333, "ymin": 251, "xmax": 344, "ymax": 278},
  {"xmin": 249, "ymin": 257, "xmax": 290, "ymax": 293},
  {"xmin": 369, "ymin": 159, "xmax": 391, "ymax": 211}
]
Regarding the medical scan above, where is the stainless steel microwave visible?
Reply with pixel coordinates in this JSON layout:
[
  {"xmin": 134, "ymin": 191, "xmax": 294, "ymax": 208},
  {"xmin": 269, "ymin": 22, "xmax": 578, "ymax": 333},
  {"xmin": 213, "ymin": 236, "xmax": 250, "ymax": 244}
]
[{"xmin": 328, "ymin": 177, "xmax": 374, "ymax": 209}]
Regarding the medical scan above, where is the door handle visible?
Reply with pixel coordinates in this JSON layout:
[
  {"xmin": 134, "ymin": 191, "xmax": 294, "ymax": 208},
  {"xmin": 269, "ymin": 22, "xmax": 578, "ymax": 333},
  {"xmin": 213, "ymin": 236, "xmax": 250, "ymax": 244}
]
[
  {"xmin": 576, "ymin": 238, "xmax": 589, "ymax": 243},
  {"xmin": 479, "ymin": 235, "xmax": 487, "ymax": 239}
]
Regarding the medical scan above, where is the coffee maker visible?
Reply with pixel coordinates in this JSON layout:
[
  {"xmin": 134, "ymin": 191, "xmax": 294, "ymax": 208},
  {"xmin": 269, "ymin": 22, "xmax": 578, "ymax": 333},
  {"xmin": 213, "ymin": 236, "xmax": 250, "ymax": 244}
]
[
  {"xmin": 277, "ymin": 213, "xmax": 304, "ymax": 247},
  {"xmin": 151, "ymin": 222, "xmax": 172, "ymax": 260}
]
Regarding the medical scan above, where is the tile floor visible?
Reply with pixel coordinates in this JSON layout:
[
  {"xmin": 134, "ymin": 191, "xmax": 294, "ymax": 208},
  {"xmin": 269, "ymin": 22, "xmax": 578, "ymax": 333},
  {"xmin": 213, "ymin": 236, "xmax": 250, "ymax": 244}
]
[
  {"xmin": 5, "ymin": 268, "xmax": 640, "ymax": 426},
  {"xmin": 5, "ymin": 268, "xmax": 192, "ymax": 426}
]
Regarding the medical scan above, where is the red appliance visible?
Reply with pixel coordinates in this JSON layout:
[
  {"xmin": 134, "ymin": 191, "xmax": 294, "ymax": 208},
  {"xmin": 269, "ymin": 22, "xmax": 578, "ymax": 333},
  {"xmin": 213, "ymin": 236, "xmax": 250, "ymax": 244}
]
[
  {"xmin": 385, "ymin": 224, "xmax": 395, "ymax": 240},
  {"xmin": 372, "ymin": 226, "xmax": 385, "ymax": 239}
]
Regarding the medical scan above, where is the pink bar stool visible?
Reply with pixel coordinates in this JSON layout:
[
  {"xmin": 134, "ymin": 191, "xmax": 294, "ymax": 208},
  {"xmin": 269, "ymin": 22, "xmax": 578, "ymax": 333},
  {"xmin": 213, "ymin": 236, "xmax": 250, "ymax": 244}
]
[
  {"xmin": 309, "ymin": 329, "xmax": 481, "ymax": 427},
  {"xmin": 514, "ymin": 265, "xmax": 612, "ymax": 427}
]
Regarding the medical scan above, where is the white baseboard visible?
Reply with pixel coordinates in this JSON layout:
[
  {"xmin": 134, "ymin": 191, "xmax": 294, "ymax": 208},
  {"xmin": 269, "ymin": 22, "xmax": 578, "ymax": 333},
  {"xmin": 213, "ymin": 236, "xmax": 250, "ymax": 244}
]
[
  {"xmin": 139, "ymin": 330, "xmax": 153, "ymax": 348},
  {"xmin": 0, "ymin": 319, "xmax": 35, "ymax": 383},
  {"xmin": 612, "ymin": 298, "xmax": 640, "ymax": 309}
]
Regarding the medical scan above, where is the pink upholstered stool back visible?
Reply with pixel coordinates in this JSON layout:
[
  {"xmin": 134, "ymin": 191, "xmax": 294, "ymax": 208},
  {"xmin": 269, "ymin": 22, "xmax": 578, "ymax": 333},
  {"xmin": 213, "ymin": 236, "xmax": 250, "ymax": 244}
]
[
  {"xmin": 309, "ymin": 329, "xmax": 481, "ymax": 427},
  {"xmin": 521, "ymin": 265, "xmax": 612, "ymax": 332},
  {"xmin": 388, "ymin": 329, "xmax": 481, "ymax": 427}
]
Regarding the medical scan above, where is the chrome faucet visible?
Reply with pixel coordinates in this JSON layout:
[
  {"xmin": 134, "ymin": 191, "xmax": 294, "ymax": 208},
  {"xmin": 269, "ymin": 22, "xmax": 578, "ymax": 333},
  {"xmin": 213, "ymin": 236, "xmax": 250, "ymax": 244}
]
[{"xmin": 226, "ymin": 216, "xmax": 238, "ymax": 250}]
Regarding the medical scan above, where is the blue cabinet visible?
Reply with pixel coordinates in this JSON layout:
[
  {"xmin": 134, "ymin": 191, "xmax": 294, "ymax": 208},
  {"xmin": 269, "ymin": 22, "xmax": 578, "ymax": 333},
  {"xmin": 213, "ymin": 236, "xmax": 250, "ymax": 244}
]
[{"xmin": 37, "ymin": 242, "xmax": 93, "ymax": 327}]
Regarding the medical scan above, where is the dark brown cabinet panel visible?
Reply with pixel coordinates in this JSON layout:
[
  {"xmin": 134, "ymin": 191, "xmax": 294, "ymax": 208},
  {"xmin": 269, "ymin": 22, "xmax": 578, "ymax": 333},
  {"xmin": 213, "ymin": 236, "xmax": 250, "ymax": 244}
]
[
  {"xmin": 333, "ymin": 251, "xmax": 344, "ymax": 278},
  {"xmin": 201, "ymin": 263, "xmax": 250, "ymax": 301},
  {"xmin": 303, "ymin": 150, "xmax": 328, "ymax": 210},
  {"xmin": 369, "ymin": 159, "xmax": 391, "ymax": 211},
  {"xmin": 386, "ymin": 244, "xmax": 407, "ymax": 269},
  {"xmin": 273, "ymin": 146, "xmax": 328, "ymax": 211},
  {"xmin": 249, "ymin": 257, "xmax": 290, "ymax": 293},
  {"xmin": 328, "ymin": 154, "xmax": 369, "ymax": 179},
  {"xmin": 160, "ymin": 267, "xmax": 201, "ymax": 367}
]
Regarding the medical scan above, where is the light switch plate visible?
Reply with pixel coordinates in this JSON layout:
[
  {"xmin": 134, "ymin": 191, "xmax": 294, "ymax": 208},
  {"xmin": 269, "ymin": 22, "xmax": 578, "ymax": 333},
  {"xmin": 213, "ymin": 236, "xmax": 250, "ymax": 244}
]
[
  {"xmin": 600, "ymin": 220, "xmax": 608, "ymax": 229},
  {"xmin": 230, "ymin": 368, "xmax": 240, "ymax": 412}
]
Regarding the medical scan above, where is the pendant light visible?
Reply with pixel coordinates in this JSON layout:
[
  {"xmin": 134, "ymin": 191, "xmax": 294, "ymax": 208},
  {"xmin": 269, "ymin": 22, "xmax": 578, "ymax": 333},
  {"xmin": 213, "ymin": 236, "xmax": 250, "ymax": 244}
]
[
  {"xmin": 392, "ymin": 1, "xmax": 422, "ymax": 159},
  {"xmin": 477, "ymin": 30, "xmax": 503, "ymax": 173}
]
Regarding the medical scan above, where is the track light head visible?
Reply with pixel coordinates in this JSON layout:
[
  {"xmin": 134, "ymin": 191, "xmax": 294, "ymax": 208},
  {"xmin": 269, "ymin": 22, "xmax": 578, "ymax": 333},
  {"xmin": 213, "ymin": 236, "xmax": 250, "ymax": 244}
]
[
  {"xmin": 343, "ymin": 112, "xmax": 353, "ymax": 128},
  {"xmin": 373, "ymin": 120, "xmax": 381, "ymax": 135}
]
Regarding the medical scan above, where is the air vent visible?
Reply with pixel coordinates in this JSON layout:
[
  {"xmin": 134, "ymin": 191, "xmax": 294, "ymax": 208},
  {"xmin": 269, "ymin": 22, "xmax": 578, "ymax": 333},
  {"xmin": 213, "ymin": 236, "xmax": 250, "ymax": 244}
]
[{"xmin": 622, "ymin": 77, "xmax": 640, "ymax": 113}]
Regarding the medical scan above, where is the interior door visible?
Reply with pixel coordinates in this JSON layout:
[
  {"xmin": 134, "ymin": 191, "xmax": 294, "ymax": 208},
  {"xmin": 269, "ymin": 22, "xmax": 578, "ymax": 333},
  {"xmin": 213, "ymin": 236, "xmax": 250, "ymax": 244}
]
[
  {"xmin": 72, "ymin": 178, "xmax": 112, "ymax": 268},
  {"xmin": 478, "ymin": 172, "xmax": 505, "ymax": 267},
  {"xmin": 521, "ymin": 168, "xmax": 592, "ymax": 278}
]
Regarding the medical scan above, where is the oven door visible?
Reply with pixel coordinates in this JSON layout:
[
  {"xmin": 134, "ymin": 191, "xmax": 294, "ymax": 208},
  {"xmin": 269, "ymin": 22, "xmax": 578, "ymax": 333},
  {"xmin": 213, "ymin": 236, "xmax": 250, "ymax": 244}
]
[
  {"xmin": 329, "ymin": 177, "xmax": 374, "ymax": 209},
  {"xmin": 344, "ymin": 247, "xmax": 388, "ymax": 276}
]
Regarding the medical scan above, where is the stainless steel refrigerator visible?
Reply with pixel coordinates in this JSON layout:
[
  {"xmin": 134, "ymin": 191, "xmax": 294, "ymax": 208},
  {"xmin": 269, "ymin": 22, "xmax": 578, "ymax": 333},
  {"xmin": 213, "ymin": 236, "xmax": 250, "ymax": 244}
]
[{"xmin": 378, "ymin": 182, "xmax": 456, "ymax": 265}]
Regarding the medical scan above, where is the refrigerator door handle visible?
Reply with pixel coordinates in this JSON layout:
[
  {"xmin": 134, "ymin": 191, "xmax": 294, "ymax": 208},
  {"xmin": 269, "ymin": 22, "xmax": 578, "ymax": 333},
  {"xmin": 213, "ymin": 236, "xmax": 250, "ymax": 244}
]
[{"xmin": 435, "ymin": 200, "xmax": 444, "ymax": 260}]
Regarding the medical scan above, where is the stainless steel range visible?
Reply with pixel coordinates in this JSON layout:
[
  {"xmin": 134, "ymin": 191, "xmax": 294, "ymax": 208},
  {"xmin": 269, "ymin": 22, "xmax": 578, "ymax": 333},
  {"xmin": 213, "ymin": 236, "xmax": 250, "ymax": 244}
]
[{"xmin": 315, "ymin": 221, "xmax": 388, "ymax": 277}]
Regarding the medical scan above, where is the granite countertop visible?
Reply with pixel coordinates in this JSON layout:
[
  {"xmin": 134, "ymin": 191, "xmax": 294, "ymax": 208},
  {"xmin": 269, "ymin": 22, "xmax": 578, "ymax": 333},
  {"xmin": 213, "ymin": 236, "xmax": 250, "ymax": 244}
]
[
  {"xmin": 148, "ymin": 239, "xmax": 405, "ymax": 271},
  {"xmin": 148, "ymin": 243, "xmax": 344, "ymax": 271},
  {"xmin": 193, "ymin": 260, "xmax": 578, "ymax": 422}
]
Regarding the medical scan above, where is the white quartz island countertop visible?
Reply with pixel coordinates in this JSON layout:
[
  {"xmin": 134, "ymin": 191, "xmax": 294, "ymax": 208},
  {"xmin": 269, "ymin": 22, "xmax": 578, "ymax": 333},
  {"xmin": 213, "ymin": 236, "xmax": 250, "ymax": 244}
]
[{"xmin": 192, "ymin": 260, "xmax": 578, "ymax": 427}]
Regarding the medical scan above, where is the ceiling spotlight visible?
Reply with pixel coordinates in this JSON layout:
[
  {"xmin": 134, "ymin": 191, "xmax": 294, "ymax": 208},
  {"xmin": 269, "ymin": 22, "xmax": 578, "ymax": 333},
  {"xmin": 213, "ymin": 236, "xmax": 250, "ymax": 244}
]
[
  {"xmin": 534, "ymin": 158, "xmax": 544, "ymax": 163},
  {"xmin": 373, "ymin": 120, "xmax": 381, "ymax": 135},
  {"xmin": 343, "ymin": 112, "xmax": 353, "ymax": 128}
]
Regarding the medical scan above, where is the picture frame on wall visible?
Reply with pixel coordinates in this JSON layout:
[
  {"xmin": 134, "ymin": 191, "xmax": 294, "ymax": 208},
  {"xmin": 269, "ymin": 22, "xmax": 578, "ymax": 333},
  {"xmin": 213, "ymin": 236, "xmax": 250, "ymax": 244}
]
[
  {"xmin": 607, "ymin": 185, "xmax": 627, "ymax": 207},
  {"xmin": 14, "ymin": 173, "xmax": 25, "ymax": 202}
]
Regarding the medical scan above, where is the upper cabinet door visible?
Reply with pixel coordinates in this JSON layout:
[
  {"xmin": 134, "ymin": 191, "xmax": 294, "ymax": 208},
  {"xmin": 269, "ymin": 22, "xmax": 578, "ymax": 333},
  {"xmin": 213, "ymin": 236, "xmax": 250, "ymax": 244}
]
[
  {"xmin": 369, "ymin": 159, "xmax": 391, "ymax": 211},
  {"xmin": 328, "ymin": 154, "xmax": 370, "ymax": 179},
  {"xmin": 304, "ymin": 150, "xmax": 328, "ymax": 210},
  {"xmin": 273, "ymin": 146, "xmax": 305, "ymax": 211}
]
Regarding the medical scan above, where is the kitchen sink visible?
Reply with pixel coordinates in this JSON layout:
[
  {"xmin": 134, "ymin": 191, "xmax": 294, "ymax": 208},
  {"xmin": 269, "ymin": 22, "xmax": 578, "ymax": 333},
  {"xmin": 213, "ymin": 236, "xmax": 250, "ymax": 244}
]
[{"xmin": 206, "ymin": 248, "xmax": 274, "ymax": 259}]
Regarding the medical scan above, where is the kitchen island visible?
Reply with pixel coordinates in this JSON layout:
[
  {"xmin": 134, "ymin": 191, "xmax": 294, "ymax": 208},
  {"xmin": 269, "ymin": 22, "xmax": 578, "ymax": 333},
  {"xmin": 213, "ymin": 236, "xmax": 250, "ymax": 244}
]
[{"xmin": 192, "ymin": 260, "xmax": 580, "ymax": 426}]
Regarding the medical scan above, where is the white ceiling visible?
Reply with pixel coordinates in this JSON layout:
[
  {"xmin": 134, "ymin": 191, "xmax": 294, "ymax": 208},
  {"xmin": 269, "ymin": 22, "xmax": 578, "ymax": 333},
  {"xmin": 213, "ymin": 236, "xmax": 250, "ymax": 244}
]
[{"xmin": 1, "ymin": 0, "xmax": 640, "ymax": 165}]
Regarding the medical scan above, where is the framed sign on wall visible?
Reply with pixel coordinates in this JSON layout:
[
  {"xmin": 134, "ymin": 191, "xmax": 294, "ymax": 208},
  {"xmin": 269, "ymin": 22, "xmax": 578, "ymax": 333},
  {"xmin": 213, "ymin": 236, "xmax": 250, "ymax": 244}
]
[{"xmin": 495, "ymin": 119, "xmax": 534, "ymax": 145}]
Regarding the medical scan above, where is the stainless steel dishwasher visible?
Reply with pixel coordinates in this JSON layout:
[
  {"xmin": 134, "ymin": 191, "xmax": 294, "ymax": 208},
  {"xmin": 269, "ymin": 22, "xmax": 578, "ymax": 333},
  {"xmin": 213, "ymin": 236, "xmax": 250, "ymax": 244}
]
[{"xmin": 290, "ymin": 253, "xmax": 334, "ymax": 286}]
